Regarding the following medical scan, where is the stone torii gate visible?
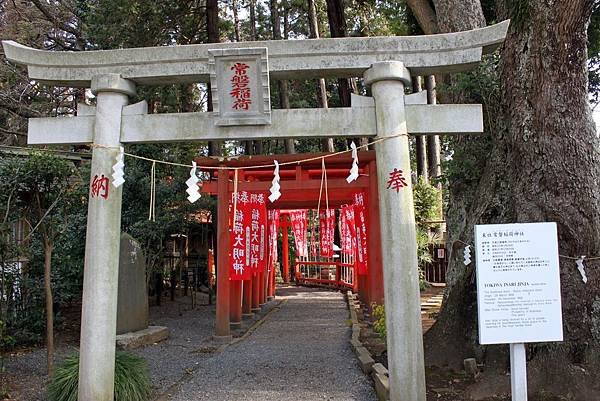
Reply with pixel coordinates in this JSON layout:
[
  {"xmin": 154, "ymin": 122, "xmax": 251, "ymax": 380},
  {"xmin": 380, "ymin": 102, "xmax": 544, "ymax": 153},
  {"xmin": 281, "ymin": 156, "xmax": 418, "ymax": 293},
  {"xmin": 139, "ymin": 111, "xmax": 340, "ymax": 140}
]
[{"xmin": 3, "ymin": 21, "xmax": 508, "ymax": 401}]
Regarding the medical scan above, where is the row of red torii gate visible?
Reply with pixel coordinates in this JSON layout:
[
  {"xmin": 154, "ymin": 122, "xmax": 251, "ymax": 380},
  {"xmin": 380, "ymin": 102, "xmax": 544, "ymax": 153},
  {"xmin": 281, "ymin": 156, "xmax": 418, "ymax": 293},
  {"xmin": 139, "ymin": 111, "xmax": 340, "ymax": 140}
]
[{"xmin": 200, "ymin": 151, "xmax": 384, "ymax": 334}]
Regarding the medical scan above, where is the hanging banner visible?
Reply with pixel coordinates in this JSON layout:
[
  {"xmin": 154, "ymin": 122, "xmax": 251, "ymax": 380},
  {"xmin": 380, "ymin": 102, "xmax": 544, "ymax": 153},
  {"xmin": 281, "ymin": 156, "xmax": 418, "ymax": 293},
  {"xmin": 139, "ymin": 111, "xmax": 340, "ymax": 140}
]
[
  {"xmin": 340, "ymin": 205, "xmax": 356, "ymax": 256},
  {"xmin": 289, "ymin": 210, "xmax": 308, "ymax": 257},
  {"xmin": 354, "ymin": 192, "xmax": 369, "ymax": 275},
  {"xmin": 230, "ymin": 191, "xmax": 267, "ymax": 280},
  {"xmin": 319, "ymin": 209, "xmax": 335, "ymax": 257},
  {"xmin": 268, "ymin": 209, "xmax": 281, "ymax": 272},
  {"xmin": 310, "ymin": 211, "xmax": 318, "ymax": 257}
]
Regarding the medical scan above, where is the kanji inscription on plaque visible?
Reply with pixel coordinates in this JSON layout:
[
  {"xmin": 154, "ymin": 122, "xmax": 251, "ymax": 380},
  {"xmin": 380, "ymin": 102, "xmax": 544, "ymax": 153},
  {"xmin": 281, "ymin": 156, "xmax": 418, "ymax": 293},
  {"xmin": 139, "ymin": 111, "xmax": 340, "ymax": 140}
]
[{"xmin": 208, "ymin": 47, "xmax": 271, "ymax": 126}]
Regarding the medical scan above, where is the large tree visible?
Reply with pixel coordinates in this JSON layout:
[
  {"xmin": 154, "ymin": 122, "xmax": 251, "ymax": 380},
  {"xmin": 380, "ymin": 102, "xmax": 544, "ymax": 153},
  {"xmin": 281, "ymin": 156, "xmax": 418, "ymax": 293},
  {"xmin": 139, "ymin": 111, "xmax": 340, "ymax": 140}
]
[{"xmin": 425, "ymin": 0, "xmax": 600, "ymax": 396}]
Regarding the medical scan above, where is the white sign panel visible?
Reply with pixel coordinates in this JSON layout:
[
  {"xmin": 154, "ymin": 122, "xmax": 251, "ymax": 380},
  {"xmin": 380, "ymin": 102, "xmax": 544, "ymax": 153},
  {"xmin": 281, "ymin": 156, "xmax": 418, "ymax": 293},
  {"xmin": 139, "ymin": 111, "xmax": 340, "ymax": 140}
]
[
  {"xmin": 475, "ymin": 222, "xmax": 563, "ymax": 345},
  {"xmin": 208, "ymin": 47, "xmax": 271, "ymax": 126}
]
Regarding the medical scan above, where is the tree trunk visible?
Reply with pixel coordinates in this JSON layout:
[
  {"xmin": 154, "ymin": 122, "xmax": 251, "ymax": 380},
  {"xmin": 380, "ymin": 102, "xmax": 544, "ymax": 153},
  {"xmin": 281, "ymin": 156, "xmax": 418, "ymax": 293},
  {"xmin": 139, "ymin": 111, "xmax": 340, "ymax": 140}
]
[
  {"xmin": 307, "ymin": 0, "xmax": 334, "ymax": 152},
  {"xmin": 413, "ymin": 77, "xmax": 428, "ymax": 181},
  {"xmin": 406, "ymin": 0, "xmax": 439, "ymax": 34},
  {"xmin": 425, "ymin": 75, "xmax": 442, "ymax": 184},
  {"xmin": 270, "ymin": 0, "xmax": 295, "ymax": 153},
  {"xmin": 232, "ymin": 0, "xmax": 241, "ymax": 41},
  {"xmin": 325, "ymin": 0, "xmax": 352, "ymax": 108},
  {"xmin": 249, "ymin": 0, "xmax": 257, "ymax": 40},
  {"xmin": 426, "ymin": 1, "xmax": 600, "ymax": 396},
  {"xmin": 206, "ymin": 0, "xmax": 221, "ymax": 156},
  {"xmin": 43, "ymin": 236, "xmax": 54, "ymax": 375}
]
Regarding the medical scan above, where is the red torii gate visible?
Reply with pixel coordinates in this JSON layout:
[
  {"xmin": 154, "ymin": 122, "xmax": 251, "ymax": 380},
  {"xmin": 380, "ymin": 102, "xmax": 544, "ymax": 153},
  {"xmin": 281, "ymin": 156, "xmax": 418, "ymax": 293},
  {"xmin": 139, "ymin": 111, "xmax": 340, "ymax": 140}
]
[{"xmin": 199, "ymin": 150, "xmax": 384, "ymax": 335}]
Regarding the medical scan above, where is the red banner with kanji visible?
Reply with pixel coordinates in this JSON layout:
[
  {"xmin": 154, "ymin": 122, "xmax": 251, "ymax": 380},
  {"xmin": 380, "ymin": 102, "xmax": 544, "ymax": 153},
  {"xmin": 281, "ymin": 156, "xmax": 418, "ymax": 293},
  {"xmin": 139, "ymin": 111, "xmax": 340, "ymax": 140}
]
[
  {"xmin": 289, "ymin": 210, "xmax": 308, "ymax": 257},
  {"xmin": 267, "ymin": 209, "xmax": 280, "ymax": 272},
  {"xmin": 319, "ymin": 209, "xmax": 335, "ymax": 257},
  {"xmin": 353, "ymin": 192, "xmax": 368, "ymax": 275},
  {"xmin": 230, "ymin": 191, "xmax": 267, "ymax": 280},
  {"xmin": 340, "ymin": 205, "xmax": 356, "ymax": 257}
]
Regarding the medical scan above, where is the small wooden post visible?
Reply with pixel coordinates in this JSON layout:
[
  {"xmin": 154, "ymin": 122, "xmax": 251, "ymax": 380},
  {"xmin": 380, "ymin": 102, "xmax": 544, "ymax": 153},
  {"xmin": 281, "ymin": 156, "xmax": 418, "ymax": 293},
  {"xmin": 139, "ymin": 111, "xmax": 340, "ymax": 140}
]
[{"xmin": 510, "ymin": 343, "xmax": 528, "ymax": 401}]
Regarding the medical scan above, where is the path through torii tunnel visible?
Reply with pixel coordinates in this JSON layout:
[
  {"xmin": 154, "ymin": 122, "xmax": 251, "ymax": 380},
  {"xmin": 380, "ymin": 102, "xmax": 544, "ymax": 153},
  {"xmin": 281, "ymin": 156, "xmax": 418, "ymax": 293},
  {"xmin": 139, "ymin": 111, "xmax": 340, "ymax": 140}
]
[
  {"xmin": 2, "ymin": 20, "xmax": 508, "ymax": 401},
  {"xmin": 199, "ymin": 152, "xmax": 385, "ymax": 334}
]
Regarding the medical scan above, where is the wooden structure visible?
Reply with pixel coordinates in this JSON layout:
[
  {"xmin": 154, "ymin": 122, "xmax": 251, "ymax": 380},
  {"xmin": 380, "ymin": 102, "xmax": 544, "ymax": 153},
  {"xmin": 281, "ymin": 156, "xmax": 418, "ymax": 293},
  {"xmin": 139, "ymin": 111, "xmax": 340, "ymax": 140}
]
[{"xmin": 200, "ymin": 151, "xmax": 384, "ymax": 331}]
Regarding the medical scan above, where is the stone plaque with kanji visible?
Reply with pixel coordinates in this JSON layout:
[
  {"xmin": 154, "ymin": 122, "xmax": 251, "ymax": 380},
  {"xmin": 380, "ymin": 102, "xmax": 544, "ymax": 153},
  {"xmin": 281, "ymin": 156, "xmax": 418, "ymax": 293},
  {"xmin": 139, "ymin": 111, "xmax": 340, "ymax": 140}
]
[{"xmin": 208, "ymin": 47, "xmax": 270, "ymax": 126}]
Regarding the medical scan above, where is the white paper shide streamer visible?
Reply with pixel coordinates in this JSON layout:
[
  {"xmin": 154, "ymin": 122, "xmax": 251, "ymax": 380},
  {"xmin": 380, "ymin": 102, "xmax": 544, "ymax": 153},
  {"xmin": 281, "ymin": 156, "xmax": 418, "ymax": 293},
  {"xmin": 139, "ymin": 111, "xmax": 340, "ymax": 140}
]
[
  {"xmin": 576, "ymin": 256, "xmax": 588, "ymax": 284},
  {"xmin": 346, "ymin": 141, "xmax": 359, "ymax": 183},
  {"xmin": 186, "ymin": 161, "xmax": 201, "ymax": 203},
  {"xmin": 111, "ymin": 146, "xmax": 125, "ymax": 188},
  {"xmin": 269, "ymin": 160, "xmax": 281, "ymax": 203},
  {"xmin": 463, "ymin": 245, "xmax": 472, "ymax": 266}
]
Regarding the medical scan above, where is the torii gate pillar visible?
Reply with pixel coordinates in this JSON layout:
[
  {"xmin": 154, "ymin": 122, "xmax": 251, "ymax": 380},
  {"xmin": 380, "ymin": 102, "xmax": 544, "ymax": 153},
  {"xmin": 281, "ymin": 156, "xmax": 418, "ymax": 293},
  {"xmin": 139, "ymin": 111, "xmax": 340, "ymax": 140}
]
[
  {"xmin": 365, "ymin": 62, "xmax": 426, "ymax": 401},
  {"xmin": 78, "ymin": 74, "xmax": 135, "ymax": 401}
]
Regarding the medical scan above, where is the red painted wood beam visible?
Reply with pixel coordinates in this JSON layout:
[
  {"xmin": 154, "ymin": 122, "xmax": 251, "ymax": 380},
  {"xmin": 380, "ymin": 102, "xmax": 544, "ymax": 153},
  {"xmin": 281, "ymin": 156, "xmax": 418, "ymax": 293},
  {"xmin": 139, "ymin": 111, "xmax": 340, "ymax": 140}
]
[
  {"xmin": 259, "ymin": 271, "xmax": 267, "ymax": 305},
  {"xmin": 229, "ymin": 280, "xmax": 242, "ymax": 326},
  {"xmin": 281, "ymin": 217, "xmax": 290, "ymax": 283},
  {"xmin": 251, "ymin": 273, "xmax": 260, "ymax": 312},
  {"xmin": 368, "ymin": 160, "xmax": 385, "ymax": 305},
  {"xmin": 215, "ymin": 166, "xmax": 230, "ymax": 337},
  {"xmin": 202, "ymin": 176, "xmax": 370, "ymax": 194},
  {"xmin": 242, "ymin": 279, "xmax": 253, "ymax": 316},
  {"xmin": 196, "ymin": 151, "xmax": 376, "ymax": 169}
]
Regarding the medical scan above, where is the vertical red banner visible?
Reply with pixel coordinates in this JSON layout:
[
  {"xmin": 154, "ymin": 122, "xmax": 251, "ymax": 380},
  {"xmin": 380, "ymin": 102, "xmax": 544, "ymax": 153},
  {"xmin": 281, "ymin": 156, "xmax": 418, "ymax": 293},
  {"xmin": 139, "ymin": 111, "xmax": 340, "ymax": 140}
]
[
  {"xmin": 289, "ymin": 210, "xmax": 308, "ymax": 257},
  {"xmin": 230, "ymin": 191, "xmax": 267, "ymax": 280},
  {"xmin": 354, "ymin": 192, "xmax": 369, "ymax": 275},
  {"xmin": 249, "ymin": 193, "xmax": 267, "ymax": 273},
  {"xmin": 340, "ymin": 205, "xmax": 356, "ymax": 257},
  {"xmin": 268, "ymin": 209, "xmax": 281, "ymax": 271},
  {"xmin": 319, "ymin": 209, "xmax": 335, "ymax": 257}
]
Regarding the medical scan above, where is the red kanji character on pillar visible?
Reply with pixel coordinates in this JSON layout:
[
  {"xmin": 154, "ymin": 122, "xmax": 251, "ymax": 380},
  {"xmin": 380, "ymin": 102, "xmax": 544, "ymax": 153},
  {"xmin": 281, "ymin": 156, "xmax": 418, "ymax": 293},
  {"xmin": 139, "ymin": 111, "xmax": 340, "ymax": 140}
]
[
  {"xmin": 386, "ymin": 168, "xmax": 408, "ymax": 192},
  {"xmin": 91, "ymin": 174, "xmax": 110, "ymax": 199}
]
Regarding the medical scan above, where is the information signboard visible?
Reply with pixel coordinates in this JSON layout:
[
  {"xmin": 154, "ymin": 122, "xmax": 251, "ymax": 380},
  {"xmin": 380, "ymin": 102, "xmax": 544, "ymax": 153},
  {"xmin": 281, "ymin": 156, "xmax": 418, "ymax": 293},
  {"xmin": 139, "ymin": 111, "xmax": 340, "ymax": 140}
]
[{"xmin": 475, "ymin": 222, "xmax": 563, "ymax": 345}]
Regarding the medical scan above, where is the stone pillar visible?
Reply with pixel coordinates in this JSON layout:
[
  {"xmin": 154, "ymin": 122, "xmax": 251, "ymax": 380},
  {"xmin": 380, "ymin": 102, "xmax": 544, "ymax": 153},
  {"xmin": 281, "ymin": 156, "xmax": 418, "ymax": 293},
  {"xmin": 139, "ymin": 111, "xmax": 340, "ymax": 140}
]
[
  {"xmin": 78, "ymin": 74, "xmax": 135, "ymax": 401},
  {"xmin": 364, "ymin": 61, "xmax": 426, "ymax": 401},
  {"xmin": 215, "ymin": 169, "xmax": 231, "ymax": 339}
]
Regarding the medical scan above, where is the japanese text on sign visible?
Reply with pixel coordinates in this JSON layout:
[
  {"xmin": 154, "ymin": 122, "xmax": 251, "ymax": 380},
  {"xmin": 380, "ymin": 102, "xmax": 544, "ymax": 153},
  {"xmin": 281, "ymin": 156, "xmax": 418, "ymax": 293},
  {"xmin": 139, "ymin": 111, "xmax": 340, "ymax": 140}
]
[
  {"xmin": 230, "ymin": 191, "xmax": 267, "ymax": 280},
  {"xmin": 354, "ymin": 192, "xmax": 369, "ymax": 275},
  {"xmin": 230, "ymin": 62, "xmax": 252, "ymax": 111},
  {"xmin": 475, "ymin": 222, "xmax": 563, "ymax": 344},
  {"xmin": 319, "ymin": 209, "xmax": 335, "ymax": 257},
  {"xmin": 290, "ymin": 210, "xmax": 308, "ymax": 257}
]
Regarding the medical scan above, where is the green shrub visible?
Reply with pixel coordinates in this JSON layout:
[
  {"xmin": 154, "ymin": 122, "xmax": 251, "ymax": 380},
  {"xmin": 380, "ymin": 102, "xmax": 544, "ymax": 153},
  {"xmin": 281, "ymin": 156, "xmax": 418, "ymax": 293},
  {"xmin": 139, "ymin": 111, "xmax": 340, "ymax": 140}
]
[
  {"xmin": 47, "ymin": 351, "xmax": 151, "ymax": 401},
  {"xmin": 371, "ymin": 303, "xmax": 386, "ymax": 339}
]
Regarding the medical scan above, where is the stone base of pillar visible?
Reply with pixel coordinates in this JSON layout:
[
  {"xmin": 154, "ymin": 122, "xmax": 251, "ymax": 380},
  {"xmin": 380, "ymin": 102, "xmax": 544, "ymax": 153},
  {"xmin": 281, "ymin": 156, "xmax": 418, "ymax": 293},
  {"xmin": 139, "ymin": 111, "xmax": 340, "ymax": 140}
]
[
  {"xmin": 230, "ymin": 321, "xmax": 242, "ymax": 328},
  {"xmin": 212, "ymin": 335, "xmax": 233, "ymax": 343},
  {"xmin": 267, "ymin": 296, "xmax": 274, "ymax": 301},
  {"xmin": 251, "ymin": 307, "xmax": 261, "ymax": 313},
  {"xmin": 242, "ymin": 313, "xmax": 254, "ymax": 319}
]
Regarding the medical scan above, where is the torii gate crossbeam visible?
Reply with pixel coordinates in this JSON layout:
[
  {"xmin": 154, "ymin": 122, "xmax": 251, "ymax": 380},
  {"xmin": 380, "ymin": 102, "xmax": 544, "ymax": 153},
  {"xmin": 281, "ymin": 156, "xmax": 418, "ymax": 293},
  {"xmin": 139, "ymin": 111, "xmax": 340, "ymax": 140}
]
[{"xmin": 2, "ymin": 21, "xmax": 508, "ymax": 401}]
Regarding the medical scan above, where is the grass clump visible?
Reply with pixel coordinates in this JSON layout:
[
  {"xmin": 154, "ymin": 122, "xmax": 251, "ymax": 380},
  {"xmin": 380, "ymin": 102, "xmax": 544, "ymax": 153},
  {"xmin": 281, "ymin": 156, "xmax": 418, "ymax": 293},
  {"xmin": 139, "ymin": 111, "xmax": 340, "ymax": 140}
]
[{"xmin": 48, "ymin": 351, "xmax": 151, "ymax": 401}]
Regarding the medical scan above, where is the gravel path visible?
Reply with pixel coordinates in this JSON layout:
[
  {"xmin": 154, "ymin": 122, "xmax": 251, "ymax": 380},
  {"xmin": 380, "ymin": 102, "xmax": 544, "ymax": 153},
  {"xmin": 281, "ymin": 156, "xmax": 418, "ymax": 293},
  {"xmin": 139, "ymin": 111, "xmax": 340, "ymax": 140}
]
[
  {"xmin": 3, "ymin": 287, "xmax": 376, "ymax": 401},
  {"xmin": 170, "ymin": 286, "xmax": 377, "ymax": 401}
]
